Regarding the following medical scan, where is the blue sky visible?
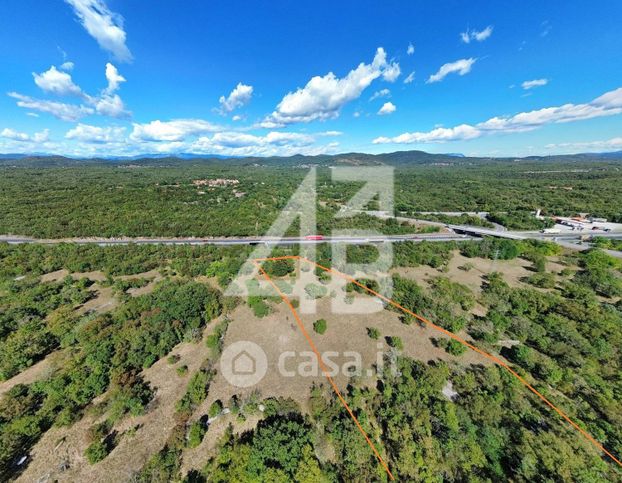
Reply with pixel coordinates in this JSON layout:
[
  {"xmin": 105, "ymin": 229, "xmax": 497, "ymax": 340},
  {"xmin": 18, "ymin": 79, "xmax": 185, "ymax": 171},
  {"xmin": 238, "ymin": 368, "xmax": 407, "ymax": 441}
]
[{"xmin": 1, "ymin": 0, "xmax": 621, "ymax": 157}]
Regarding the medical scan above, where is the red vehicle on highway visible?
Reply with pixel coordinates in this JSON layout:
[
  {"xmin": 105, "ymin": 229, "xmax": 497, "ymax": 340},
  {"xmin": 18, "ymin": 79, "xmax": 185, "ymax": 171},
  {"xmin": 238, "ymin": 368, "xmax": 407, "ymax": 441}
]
[{"xmin": 305, "ymin": 235, "xmax": 324, "ymax": 240}]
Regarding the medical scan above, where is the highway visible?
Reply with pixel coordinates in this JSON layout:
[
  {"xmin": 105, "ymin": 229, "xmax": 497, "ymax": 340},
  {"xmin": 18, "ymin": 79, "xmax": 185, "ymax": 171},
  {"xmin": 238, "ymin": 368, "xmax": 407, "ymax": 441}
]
[
  {"xmin": 0, "ymin": 233, "xmax": 477, "ymax": 246},
  {"xmin": 1, "ymin": 227, "xmax": 621, "ymax": 258}
]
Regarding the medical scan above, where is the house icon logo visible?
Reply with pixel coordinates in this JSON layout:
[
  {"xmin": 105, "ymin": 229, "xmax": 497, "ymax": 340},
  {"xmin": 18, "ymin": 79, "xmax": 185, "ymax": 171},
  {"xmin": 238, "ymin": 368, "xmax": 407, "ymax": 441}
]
[
  {"xmin": 232, "ymin": 350, "xmax": 256, "ymax": 375},
  {"xmin": 220, "ymin": 341, "xmax": 268, "ymax": 388}
]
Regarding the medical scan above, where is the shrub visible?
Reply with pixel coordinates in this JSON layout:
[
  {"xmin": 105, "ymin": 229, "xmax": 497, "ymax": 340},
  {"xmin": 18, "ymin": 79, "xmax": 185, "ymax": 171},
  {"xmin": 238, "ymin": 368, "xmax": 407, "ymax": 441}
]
[
  {"xmin": 187, "ymin": 421, "xmax": 206, "ymax": 448},
  {"xmin": 313, "ymin": 319, "xmax": 327, "ymax": 335},
  {"xmin": 387, "ymin": 336, "xmax": 403, "ymax": 350},
  {"xmin": 367, "ymin": 327, "xmax": 380, "ymax": 339},
  {"xmin": 209, "ymin": 400, "xmax": 223, "ymax": 418},
  {"xmin": 85, "ymin": 440, "xmax": 109, "ymax": 464}
]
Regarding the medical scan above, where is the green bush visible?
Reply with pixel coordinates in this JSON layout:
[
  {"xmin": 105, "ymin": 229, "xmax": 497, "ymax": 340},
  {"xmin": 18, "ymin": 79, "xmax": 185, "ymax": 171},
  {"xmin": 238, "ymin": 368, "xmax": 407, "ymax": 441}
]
[
  {"xmin": 85, "ymin": 440, "xmax": 109, "ymax": 464},
  {"xmin": 209, "ymin": 400, "xmax": 223, "ymax": 418},
  {"xmin": 187, "ymin": 421, "xmax": 206, "ymax": 448},
  {"xmin": 387, "ymin": 336, "xmax": 403, "ymax": 350},
  {"xmin": 313, "ymin": 319, "xmax": 327, "ymax": 335}
]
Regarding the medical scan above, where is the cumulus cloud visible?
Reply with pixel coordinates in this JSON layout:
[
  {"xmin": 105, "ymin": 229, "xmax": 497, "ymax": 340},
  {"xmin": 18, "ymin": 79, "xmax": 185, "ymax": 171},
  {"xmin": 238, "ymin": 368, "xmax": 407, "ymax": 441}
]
[
  {"xmin": 378, "ymin": 102, "xmax": 396, "ymax": 115},
  {"xmin": 33, "ymin": 65, "xmax": 83, "ymax": 96},
  {"xmin": 373, "ymin": 86, "xmax": 622, "ymax": 144},
  {"xmin": 1, "ymin": 127, "xmax": 49, "ymax": 142},
  {"xmin": 188, "ymin": 131, "xmax": 337, "ymax": 157},
  {"xmin": 382, "ymin": 61, "xmax": 401, "ymax": 82},
  {"xmin": 65, "ymin": 0, "xmax": 132, "ymax": 62},
  {"xmin": 373, "ymin": 124, "xmax": 479, "ymax": 144},
  {"xmin": 104, "ymin": 62, "xmax": 126, "ymax": 94},
  {"xmin": 407, "ymin": 43, "xmax": 415, "ymax": 55},
  {"xmin": 427, "ymin": 58, "xmax": 476, "ymax": 83},
  {"xmin": 460, "ymin": 26, "xmax": 493, "ymax": 44},
  {"xmin": 90, "ymin": 63, "xmax": 130, "ymax": 118},
  {"xmin": 33, "ymin": 130, "xmax": 50, "ymax": 143},
  {"xmin": 11, "ymin": 63, "xmax": 130, "ymax": 120},
  {"xmin": 522, "ymin": 78, "xmax": 548, "ymax": 90},
  {"xmin": 403, "ymin": 71, "xmax": 415, "ymax": 84},
  {"xmin": 218, "ymin": 83, "xmax": 254, "ymax": 113},
  {"xmin": 370, "ymin": 88, "xmax": 390, "ymax": 101},
  {"xmin": 65, "ymin": 123, "xmax": 125, "ymax": 143},
  {"xmin": 1, "ymin": 128, "xmax": 29, "ymax": 141},
  {"xmin": 130, "ymin": 119, "xmax": 221, "ymax": 142},
  {"xmin": 8, "ymin": 92, "xmax": 94, "ymax": 121},
  {"xmin": 60, "ymin": 61, "xmax": 75, "ymax": 71},
  {"xmin": 263, "ymin": 47, "xmax": 399, "ymax": 125}
]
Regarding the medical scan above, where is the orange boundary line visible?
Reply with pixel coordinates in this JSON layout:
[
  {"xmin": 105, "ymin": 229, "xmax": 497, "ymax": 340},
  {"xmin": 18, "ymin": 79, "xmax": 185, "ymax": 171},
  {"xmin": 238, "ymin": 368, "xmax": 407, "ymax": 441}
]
[
  {"xmin": 252, "ymin": 259, "xmax": 395, "ymax": 480},
  {"xmin": 253, "ymin": 255, "xmax": 622, "ymax": 475}
]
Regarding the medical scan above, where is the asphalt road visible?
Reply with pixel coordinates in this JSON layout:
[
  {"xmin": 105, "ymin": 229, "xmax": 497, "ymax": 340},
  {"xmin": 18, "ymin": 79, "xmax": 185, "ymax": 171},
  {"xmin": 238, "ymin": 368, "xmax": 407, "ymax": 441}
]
[
  {"xmin": 0, "ymin": 233, "xmax": 477, "ymax": 246},
  {"xmin": 1, "ymin": 229, "xmax": 621, "ymax": 257}
]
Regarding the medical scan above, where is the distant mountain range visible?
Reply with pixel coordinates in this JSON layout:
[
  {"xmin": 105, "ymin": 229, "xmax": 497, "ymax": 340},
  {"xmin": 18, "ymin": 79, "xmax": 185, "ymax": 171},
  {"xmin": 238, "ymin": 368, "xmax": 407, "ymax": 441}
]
[{"xmin": 0, "ymin": 149, "xmax": 621, "ymax": 168}]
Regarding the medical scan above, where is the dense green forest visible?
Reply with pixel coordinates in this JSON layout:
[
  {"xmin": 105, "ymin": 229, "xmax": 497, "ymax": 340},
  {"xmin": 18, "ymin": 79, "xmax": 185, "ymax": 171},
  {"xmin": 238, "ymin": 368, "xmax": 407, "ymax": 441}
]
[
  {"xmin": 0, "ymin": 240, "xmax": 620, "ymax": 480},
  {"xmin": 1, "ymin": 159, "xmax": 621, "ymax": 237}
]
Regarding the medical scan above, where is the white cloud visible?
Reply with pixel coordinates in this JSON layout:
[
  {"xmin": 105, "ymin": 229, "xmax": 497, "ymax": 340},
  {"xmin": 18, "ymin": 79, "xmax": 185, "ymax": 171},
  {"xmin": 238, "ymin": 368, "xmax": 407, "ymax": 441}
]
[
  {"xmin": 33, "ymin": 65, "xmax": 83, "ymax": 96},
  {"xmin": 218, "ymin": 83, "xmax": 253, "ymax": 113},
  {"xmin": 256, "ymin": 120, "xmax": 285, "ymax": 129},
  {"xmin": 210, "ymin": 131, "xmax": 314, "ymax": 148},
  {"xmin": 373, "ymin": 86, "xmax": 622, "ymax": 144},
  {"xmin": 545, "ymin": 137, "xmax": 622, "ymax": 152},
  {"xmin": 403, "ymin": 71, "xmax": 415, "ymax": 84},
  {"xmin": 374, "ymin": 124, "xmax": 478, "ymax": 144},
  {"xmin": 1, "ymin": 128, "xmax": 49, "ymax": 142},
  {"xmin": 92, "ymin": 94, "xmax": 130, "ymax": 118},
  {"xmin": 26, "ymin": 112, "xmax": 40, "ymax": 117},
  {"xmin": 13, "ymin": 62, "xmax": 129, "ymax": 120},
  {"xmin": 65, "ymin": 123, "xmax": 125, "ymax": 143},
  {"xmin": 427, "ymin": 58, "xmax": 476, "ymax": 83},
  {"xmin": 130, "ymin": 119, "xmax": 221, "ymax": 142},
  {"xmin": 60, "ymin": 61, "xmax": 75, "ymax": 71},
  {"xmin": 232, "ymin": 115, "xmax": 243, "ymax": 122},
  {"xmin": 33, "ymin": 129, "xmax": 50, "ymax": 143},
  {"xmin": 353, "ymin": 111, "xmax": 361, "ymax": 118},
  {"xmin": 370, "ymin": 88, "xmax": 390, "ymax": 101},
  {"xmin": 188, "ymin": 131, "xmax": 337, "ymax": 157},
  {"xmin": 264, "ymin": 47, "xmax": 398, "ymax": 125},
  {"xmin": 460, "ymin": 26, "xmax": 493, "ymax": 44},
  {"xmin": 1, "ymin": 128, "xmax": 29, "ymax": 141},
  {"xmin": 104, "ymin": 63, "xmax": 126, "ymax": 94},
  {"xmin": 474, "ymin": 26, "xmax": 493, "ymax": 41},
  {"xmin": 88, "ymin": 63, "xmax": 129, "ymax": 118},
  {"xmin": 318, "ymin": 130, "xmax": 343, "ymax": 136},
  {"xmin": 522, "ymin": 78, "xmax": 548, "ymax": 90},
  {"xmin": 65, "ymin": 0, "xmax": 132, "ymax": 62},
  {"xmin": 382, "ymin": 61, "xmax": 401, "ymax": 82},
  {"xmin": 378, "ymin": 102, "xmax": 396, "ymax": 115},
  {"xmin": 8, "ymin": 92, "xmax": 94, "ymax": 121},
  {"xmin": 407, "ymin": 43, "xmax": 415, "ymax": 55}
]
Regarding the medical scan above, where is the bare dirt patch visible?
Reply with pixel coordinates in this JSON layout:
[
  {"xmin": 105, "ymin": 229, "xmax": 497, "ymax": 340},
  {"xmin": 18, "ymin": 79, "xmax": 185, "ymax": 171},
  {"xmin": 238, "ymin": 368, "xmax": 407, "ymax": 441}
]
[
  {"xmin": 16, "ymin": 328, "xmax": 214, "ymax": 483},
  {"xmin": 72, "ymin": 271, "xmax": 108, "ymax": 282},
  {"xmin": 0, "ymin": 351, "xmax": 64, "ymax": 397},
  {"xmin": 40, "ymin": 269, "xmax": 70, "ymax": 283},
  {"xmin": 391, "ymin": 250, "xmax": 549, "ymax": 294},
  {"xmin": 76, "ymin": 284, "xmax": 118, "ymax": 315}
]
